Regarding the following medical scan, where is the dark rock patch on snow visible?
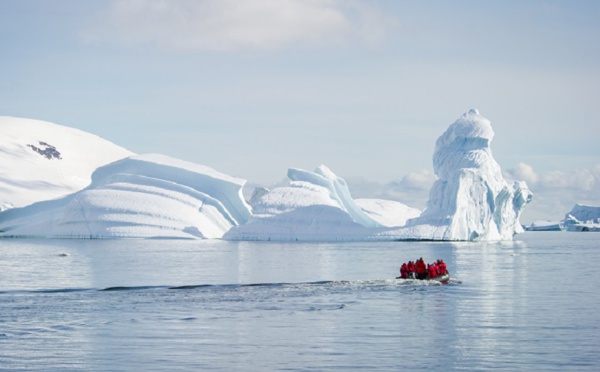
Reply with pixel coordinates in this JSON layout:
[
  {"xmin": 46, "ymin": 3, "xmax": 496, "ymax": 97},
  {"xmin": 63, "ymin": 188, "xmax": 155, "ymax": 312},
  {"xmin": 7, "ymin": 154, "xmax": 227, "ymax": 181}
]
[{"xmin": 27, "ymin": 141, "xmax": 62, "ymax": 160}]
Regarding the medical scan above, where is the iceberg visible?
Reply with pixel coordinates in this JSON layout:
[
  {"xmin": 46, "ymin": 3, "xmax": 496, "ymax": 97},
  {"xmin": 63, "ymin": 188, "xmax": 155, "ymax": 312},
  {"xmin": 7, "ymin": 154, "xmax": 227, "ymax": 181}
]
[
  {"xmin": 0, "ymin": 154, "xmax": 252, "ymax": 239},
  {"xmin": 561, "ymin": 204, "xmax": 600, "ymax": 232},
  {"xmin": 524, "ymin": 220, "xmax": 562, "ymax": 232},
  {"xmin": 378, "ymin": 109, "xmax": 533, "ymax": 241},
  {"xmin": 224, "ymin": 165, "xmax": 418, "ymax": 241},
  {"xmin": 0, "ymin": 116, "xmax": 133, "ymax": 211}
]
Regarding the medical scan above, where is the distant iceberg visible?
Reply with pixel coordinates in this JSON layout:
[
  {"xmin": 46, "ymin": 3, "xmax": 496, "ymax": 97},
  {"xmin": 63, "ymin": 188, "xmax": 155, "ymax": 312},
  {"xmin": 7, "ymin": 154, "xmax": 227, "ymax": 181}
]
[
  {"xmin": 0, "ymin": 154, "xmax": 252, "ymax": 239},
  {"xmin": 524, "ymin": 220, "xmax": 562, "ymax": 232},
  {"xmin": 524, "ymin": 204, "xmax": 600, "ymax": 232},
  {"xmin": 561, "ymin": 204, "xmax": 600, "ymax": 232}
]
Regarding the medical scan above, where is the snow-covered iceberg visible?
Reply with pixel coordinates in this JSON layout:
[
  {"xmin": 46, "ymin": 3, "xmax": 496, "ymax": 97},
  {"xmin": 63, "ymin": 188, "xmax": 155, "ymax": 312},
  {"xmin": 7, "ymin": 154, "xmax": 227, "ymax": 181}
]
[
  {"xmin": 224, "ymin": 165, "xmax": 418, "ymax": 241},
  {"xmin": 561, "ymin": 204, "xmax": 600, "ymax": 232},
  {"xmin": 0, "ymin": 116, "xmax": 133, "ymax": 211},
  {"xmin": 0, "ymin": 154, "xmax": 252, "ymax": 239},
  {"xmin": 378, "ymin": 109, "xmax": 533, "ymax": 241}
]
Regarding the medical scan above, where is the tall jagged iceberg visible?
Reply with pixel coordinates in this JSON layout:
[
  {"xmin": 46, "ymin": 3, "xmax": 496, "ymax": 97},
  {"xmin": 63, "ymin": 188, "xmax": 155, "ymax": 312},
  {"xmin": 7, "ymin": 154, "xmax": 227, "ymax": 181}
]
[
  {"xmin": 380, "ymin": 109, "xmax": 533, "ymax": 241},
  {"xmin": 0, "ymin": 154, "xmax": 252, "ymax": 239}
]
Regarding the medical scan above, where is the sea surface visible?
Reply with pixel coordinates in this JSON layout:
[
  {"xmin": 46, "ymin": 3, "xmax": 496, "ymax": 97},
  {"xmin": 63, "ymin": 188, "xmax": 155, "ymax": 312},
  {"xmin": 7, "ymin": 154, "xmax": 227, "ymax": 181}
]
[{"xmin": 1, "ymin": 232, "xmax": 599, "ymax": 371}]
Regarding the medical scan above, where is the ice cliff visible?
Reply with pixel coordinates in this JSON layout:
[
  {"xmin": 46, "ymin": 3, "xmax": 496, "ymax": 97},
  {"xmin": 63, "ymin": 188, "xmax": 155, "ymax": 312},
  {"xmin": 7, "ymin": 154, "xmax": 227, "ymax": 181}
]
[
  {"xmin": 0, "ymin": 116, "xmax": 133, "ymax": 211},
  {"xmin": 0, "ymin": 154, "xmax": 252, "ymax": 239}
]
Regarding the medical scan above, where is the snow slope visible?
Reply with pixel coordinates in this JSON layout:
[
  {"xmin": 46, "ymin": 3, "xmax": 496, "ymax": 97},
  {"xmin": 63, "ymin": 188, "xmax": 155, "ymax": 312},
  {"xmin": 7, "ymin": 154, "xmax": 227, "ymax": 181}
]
[
  {"xmin": 355, "ymin": 198, "xmax": 421, "ymax": 227},
  {"xmin": 0, "ymin": 116, "xmax": 132, "ymax": 211},
  {"xmin": 0, "ymin": 154, "xmax": 252, "ymax": 239}
]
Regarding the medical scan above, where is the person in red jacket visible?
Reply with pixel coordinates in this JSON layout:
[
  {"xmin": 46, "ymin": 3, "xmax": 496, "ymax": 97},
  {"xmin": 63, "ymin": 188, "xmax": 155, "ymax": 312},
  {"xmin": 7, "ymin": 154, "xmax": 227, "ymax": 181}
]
[
  {"xmin": 415, "ymin": 258, "xmax": 427, "ymax": 280},
  {"xmin": 428, "ymin": 263, "xmax": 438, "ymax": 278},
  {"xmin": 407, "ymin": 261, "xmax": 415, "ymax": 279},
  {"xmin": 437, "ymin": 259, "xmax": 447, "ymax": 275},
  {"xmin": 399, "ymin": 263, "xmax": 409, "ymax": 279}
]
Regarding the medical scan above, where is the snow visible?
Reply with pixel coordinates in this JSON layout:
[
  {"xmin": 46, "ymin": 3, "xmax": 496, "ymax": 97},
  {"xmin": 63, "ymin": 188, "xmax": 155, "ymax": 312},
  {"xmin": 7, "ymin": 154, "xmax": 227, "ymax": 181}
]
[
  {"xmin": 0, "ymin": 154, "xmax": 252, "ymax": 239},
  {"xmin": 354, "ymin": 199, "xmax": 421, "ymax": 227},
  {"xmin": 561, "ymin": 204, "xmax": 600, "ymax": 232},
  {"xmin": 0, "ymin": 116, "xmax": 132, "ymax": 211}
]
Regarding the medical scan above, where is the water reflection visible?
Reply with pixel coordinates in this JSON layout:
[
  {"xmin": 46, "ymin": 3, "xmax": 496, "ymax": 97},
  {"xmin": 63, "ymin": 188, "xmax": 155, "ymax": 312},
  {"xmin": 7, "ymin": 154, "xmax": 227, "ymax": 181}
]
[{"xmin": 451, "ymin": 239, "xmax": 534, "ymax": 368}]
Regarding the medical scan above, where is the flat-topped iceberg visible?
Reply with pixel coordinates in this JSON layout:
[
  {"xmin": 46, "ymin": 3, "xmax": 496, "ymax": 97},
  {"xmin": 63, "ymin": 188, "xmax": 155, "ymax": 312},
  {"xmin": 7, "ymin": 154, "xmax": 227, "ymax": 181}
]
[{"xmin": 0, "ymin": 154, "xmax": 252, "ymax": 239}]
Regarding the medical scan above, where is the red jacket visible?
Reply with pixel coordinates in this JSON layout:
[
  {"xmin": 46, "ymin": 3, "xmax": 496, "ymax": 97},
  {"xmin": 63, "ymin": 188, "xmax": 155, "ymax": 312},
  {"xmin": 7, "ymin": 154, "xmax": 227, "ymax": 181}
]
[
  {"xmin": 399, "ymin": 264, "xmax": 408, "ymax": 278},
  {"xmin": 407, "ymin": 261, "xmax": 415, "ymax": 273},
  {"xmin": 415, "ymin": 260, "xmax": 427, "ymax": 274},
  {"xmin": 428, "ymin": 264, "xmax": 438, "ymax": 278}
]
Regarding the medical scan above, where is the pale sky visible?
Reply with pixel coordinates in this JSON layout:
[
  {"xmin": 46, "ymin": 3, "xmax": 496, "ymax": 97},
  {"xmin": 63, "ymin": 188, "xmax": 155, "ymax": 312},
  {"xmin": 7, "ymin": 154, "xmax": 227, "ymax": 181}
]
[{"xmin": 1, "ymin": 0, "xmax": 599, "ymax": 223}]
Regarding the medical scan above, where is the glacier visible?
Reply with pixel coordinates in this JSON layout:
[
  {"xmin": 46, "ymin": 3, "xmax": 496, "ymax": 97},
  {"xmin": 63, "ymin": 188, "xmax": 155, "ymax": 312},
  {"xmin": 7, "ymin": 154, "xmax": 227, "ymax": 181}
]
[
  {"xmin": 0, "ymin": 154, "xmax": 252, "ymax": 239},
  {"xmin": 0, "ymin": 116, "xmax": 133, "ymax": 211}
]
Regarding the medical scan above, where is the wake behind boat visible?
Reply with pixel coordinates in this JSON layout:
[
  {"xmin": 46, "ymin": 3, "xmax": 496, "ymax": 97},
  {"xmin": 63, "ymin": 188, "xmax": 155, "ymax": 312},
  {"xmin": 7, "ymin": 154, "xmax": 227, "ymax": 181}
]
[{"xmin": 395, "ymin": 272, "xmax": 450, "ymax": 284}]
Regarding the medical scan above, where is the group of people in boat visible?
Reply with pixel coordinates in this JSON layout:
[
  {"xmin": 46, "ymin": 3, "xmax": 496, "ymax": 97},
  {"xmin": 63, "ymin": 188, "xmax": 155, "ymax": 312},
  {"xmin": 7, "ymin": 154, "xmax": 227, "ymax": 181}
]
[{"xmin": 398, "ymin": 257, "xmax": 447, "ymax": 280}]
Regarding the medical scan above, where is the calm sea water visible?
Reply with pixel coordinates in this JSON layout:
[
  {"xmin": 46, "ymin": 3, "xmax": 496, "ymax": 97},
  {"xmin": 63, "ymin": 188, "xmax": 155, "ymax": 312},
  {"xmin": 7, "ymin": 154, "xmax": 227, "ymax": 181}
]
[{"xmin": 1, "ymin": 232, "xmax": 599, "ymax": 371}]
